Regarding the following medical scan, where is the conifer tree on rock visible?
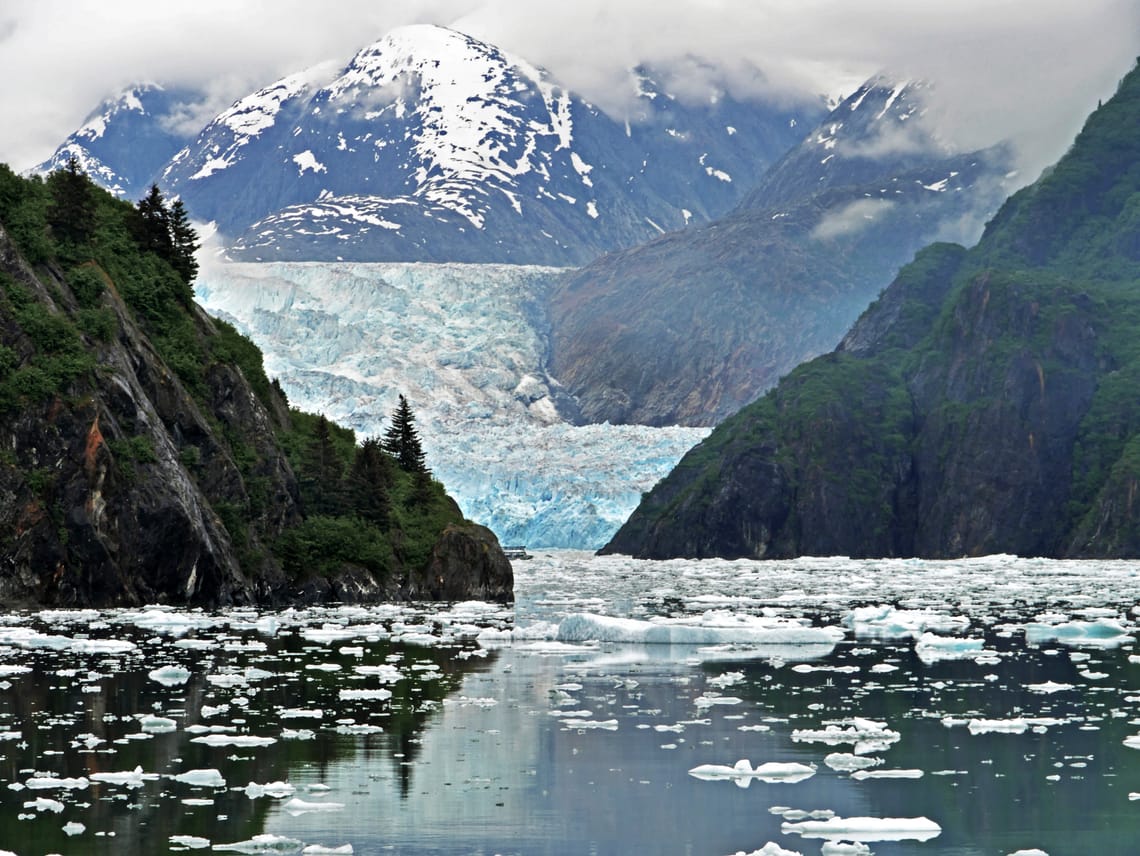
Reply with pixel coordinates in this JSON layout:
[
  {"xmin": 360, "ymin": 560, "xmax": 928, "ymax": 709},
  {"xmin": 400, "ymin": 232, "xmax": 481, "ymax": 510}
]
[
  {"xmin": 349, "ymin": 436, "xmax": 394, "ymax": 527},
  {"xmin": 382, "ymin": 395, "xmax": 429, "ymax": 474},
  {"xmin": 47, "ymin": 156, "xmax": 96, "ymax": 246}
]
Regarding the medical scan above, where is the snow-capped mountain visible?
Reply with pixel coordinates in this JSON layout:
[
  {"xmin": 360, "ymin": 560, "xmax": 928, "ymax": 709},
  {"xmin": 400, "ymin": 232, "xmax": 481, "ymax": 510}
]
[
  {"xmin": 194, "ymin": 260, "xmax": 708, "ymax": 547},
  {"xmin": 32, "ymin": 83, "xmax": 206, "ymax": 199},
  {"xmin": 46, "ymin": 25, "xmax": 818, "ymax": 265}
]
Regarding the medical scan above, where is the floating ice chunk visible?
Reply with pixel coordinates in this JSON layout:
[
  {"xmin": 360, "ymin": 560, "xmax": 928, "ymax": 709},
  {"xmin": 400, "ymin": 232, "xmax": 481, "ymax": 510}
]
[
  {"xmin": 968, "ymin": 718, "xmax": 1028, "ymax": 735},
  {"xmin": 443, "ymin": 696, "xmax": 498, "ymax": 708},
  {"xmin": 213, "ymin": 834, "xmax": 305, "ymax": 853},
  {"xmin": 139, "ymin": 715, "xmax": 178, "ymax": 733},
  {"xmin": 282, "ymin": 729, "xmax": 316, "ymax": 740},
  {"xmin": 694, "ymin": 694, "xmax": 743, "ymax": 709},
  {"xmin": 728, "ymin": 844, "xmax": 803, "ymax": 856},
  {"xmin": 870, "ymin": 663, "xmax": 898, "ymax": 673},
  {"xmin": 824, "ymin": 753, "xmax": 883, "ymax": 772},
  {"xmin": 90, "ymin": 767, "xmax": 158, "ymax": 788},
  {"xmin": 245, "ymin": 781, "xmax": 296, "ymax": 799},
  {"xmin": 1025, "ymin": 618, "xmax": 1132, "ymax": 647},
  {"xmin": 821, "ymin": 843, "xmax": 872, "ymax": 856},
  {"xmin": 148, "ymin": 665, "xmax": 191, "ymax": 686},
  {"xmin": 1026, "ymin": 681, "xmax": 1073, "ymax": 694},
  {"xmin": 282, "ymin": 797, "xmax": 346, "ymax": 815},
  {"xmin": 23, "ymin": 797, "xmax": 65, "ymax": 813},
  {"xmin": 556, "ymin": 612, "xmax": 843, "ymax": 646},
  {"xmin": 914, "ymin": 632, "xmax": 986, "ymax": 663},
  {"xmin": 707, "ymin": 671, "xmax": 746, "ymax": 688},
  {"xmin": 190, "ymin": 734, "xmax": 276, "ymax": 747},
  {"xmin": 280, "ymin": 708, "xmax": 324, "ymax": 719},
  {"xmin": 843, "ymin": 605, "xmax": 969, "ymax": 639},
  {"xmin": 172, "ymin": 769, "xmax": 226, "ymax": 788},
  {"xmin": 781, "ymin": 816, "xmax": 941, "ymax": 842},
  {"xmin": 62, "ymin": 821, "xmax": 85, "ymax": 836},
  {"xmin": 1123, "ymin": 734, "xmax": 1140, "ymax": 749},
  {"xmin": 1006, "ymin": 850, "xmax": 1049, "ymax": 856},
  {"xmin": 689, "ymin": 759, "xmax": 816, "ymax": 786},
  {"xmin": 303, "ymin": 847, "xmax": 354, "ymax": 855},
  {"xmin": 792, "ymin": 719, "xmax": 900, "ymax": 753},
  {"xmin": 560, "ymin": 718, "xmax": 619, "ymax": 730},
  {"xmin": 850, "ymin": 769, "xmax": 924, "ymax": 780},
  {"xmin": 25, "ymin": 775, "xmax": 89, "ymax": 790},
  {"xmin": 339, "ymin": 688, "xmax": 393, "ymax": 701},
  {"xmin": 170, "ymin": 835, "xmax": 211, "ymax": 849}
]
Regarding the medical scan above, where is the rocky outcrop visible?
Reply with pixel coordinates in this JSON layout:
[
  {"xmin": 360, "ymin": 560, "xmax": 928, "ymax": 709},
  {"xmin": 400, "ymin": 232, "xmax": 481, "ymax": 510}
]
[
  {"xmin": 408, "ymin": 523, "xmax": 514, "ymax": 603},
  {"xmin": 605, "ymin": 61, "xmax": 1140, "ymax": 559}
]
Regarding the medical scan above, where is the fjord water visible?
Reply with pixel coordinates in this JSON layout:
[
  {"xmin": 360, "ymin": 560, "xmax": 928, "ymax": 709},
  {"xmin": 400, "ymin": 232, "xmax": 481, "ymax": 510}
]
[{"xmin": 0, "ymin": 553, "xmax": 1136, "ymax": 855}]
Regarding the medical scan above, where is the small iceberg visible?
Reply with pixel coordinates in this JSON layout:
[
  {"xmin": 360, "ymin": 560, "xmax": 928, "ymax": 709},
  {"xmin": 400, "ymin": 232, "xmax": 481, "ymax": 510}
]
[
  {"xmin": 1024, "ymin": 618, "xmax": 1132, "ymax": 647},
  {"xmin": 781, "ymin": 815, "xmax": 942, "ymax": 842},
  {"xmin": 556, "ymin": 611, "xmax": 844, "ymax": 646},
  {"xmin": 688, "ymin": 759, "xmax": 817, "ymax": 786}
]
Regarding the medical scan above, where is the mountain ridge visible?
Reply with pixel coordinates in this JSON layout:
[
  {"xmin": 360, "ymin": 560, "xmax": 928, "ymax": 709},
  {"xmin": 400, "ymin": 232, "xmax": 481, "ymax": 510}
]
[{"xmin": 604, "ymin": 58, "xmax": 1140, "ymax": 559}]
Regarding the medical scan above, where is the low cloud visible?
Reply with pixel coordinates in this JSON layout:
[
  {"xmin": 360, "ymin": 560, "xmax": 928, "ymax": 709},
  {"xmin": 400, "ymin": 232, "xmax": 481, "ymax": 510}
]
[
  {"xmin": 0, "ymin": 0, "xmax": 1136, "ymax": 189},
  {"xmin": 812, "ymin": 198, "xmax": 896, "ymax": 241}
]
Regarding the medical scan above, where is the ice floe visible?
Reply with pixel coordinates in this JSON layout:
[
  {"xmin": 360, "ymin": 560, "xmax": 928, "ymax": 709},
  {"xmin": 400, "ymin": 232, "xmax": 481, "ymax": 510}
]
[
  {"xmin": 689, "ymin": 759, "xmax": 817, "ymax": 786},
  {"xmin": 555, "ymin": 612, "xmax": 844, "ymax": 646},
  {"xmin": 781, "ymin": 815, "xmax": 942, "ymax": 842}
]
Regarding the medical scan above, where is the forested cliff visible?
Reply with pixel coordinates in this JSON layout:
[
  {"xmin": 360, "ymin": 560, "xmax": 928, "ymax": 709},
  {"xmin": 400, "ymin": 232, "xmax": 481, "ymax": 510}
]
[
  {"xmin": 606, "ymin": 60, "xmax": 1140, "ymax": 560},
  {"xmin": 0, "ymin": 163, "xmax": 511, "ymax": 606}
]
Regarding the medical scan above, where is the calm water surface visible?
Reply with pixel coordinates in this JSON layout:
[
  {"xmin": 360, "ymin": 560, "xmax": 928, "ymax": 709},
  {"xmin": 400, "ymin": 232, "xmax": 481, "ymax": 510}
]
[{"xmin": 0, "ymin": 551, "xmax": 1136, "ymax": 855}]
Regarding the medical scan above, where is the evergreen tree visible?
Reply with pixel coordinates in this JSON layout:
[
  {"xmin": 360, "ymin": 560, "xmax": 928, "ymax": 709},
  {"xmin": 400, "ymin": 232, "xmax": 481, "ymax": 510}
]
[
  {"xmin": 349, "ymin": 437, "xmax": 394, "ymax": 528},
  {"xmin": 301, "ymin": 415, "xmax": 346, "ymax": 514},
  {"xmin": 168, "ymin": 198, "xmax": 200, "ymax": 283},
  {"xmin": 47, "ymin": 156, "xmax": 96, "ymax": 246},
  {"xmin": 382, "ymin": 394, "xmax": 429, "ymax": 474},
  {"xmin": 135, "ymin": 184, "xmax": 172, "ymax": 256}
]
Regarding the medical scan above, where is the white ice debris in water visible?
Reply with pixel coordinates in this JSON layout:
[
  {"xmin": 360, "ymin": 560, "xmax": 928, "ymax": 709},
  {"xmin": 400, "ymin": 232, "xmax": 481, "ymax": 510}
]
[
  {"xmin": 843, "ymin": 605, "xmax": 969, "ymax": 639},
  {"xmin": 824, "ymin": 753, "xmax": 883, "ymax": 771},
  {"xmin": 282, "ymin": 797, "xmax": 346, "ymax": 815},
  {"xmin": 24, "ymin": 775, "xmax": 89, "ymax": 790},
  {"xmin": 190, "ymin": 734, "xmax": 276, "ymax": 747},
  {"xmin": 213, "ymin": 834, "xmax": 305, "ymax": 852},
  {"xmin": 821, "ymin": 843, "xmax": 872, "ymax": 856},
  {"xmin": 339, "ymin": 688, "xmax": 393, "ymax": 701},
  {"xmin": 139, "ymin": 715, "xmax": 178, "ymax": 733},
  {"xmin": 792, "ymin": 719, "xmax": 900, "ymax": 754},
  {"xmin": 169, "ymin": 836, "xmax": 211, "ymax": 849},
  {"xmin": 689, "ymin": 759, "xmax": 817, "ymax": 786},
  {"xmin": 556, "ymin": 611, "xmax": 843, "ymax": 646},
  {"xmin": 1006, "ymin": 850, "xmax": 1050, "ymax": 856},
  {"xmin": 302, "ymin": 847, "xmax": 354, "ymax": 855},
  {"xmin": 850, "ymin": 768, "xmax": 924, "ymax": 780},
  {"xmin": 89, "ymin": 767, "xmax": 158, "ymax": 788},
  {"xmin": 781, "ymin": 816, "xmax": 942, "ymax": 842},
  {"xmin": 968, "ymin": 718, "xmax": 1029, "ymax": 735},
  {"xmin": 23, "ymin": 796, "xmax": 65, "ymax": 813},
  {"xmin": 728, "ymin": 843, "xmax": 804, "ymax": 856},
  {"xmin": 1025, "ymin": 617, "xmax": 1132, "ymax": 647},
  {"xmin": 245, "ymin": 781, "xmax": 296, "ymax": 799},
  {"xmin": 172, "ymin": 769, "xmax": 226, "ymax": 788},
  {"xmin": 148, "ymin": 665, "xmax": 191, "ymax": 686},
  {"xmin": 914, "ymin": 632, "xmax": 986, "ymax": 663},
  {"xmin": 62, "ymin": 821, "xmax": 85, "ymax": 836},
  {"xmin": 1026, "ymin": 680, "xmax": 1074, "ymax": 694}
]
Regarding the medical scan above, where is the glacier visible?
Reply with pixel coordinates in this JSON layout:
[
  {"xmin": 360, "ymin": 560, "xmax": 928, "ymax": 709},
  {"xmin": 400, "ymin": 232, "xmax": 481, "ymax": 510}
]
[{"xmin": 195, "ymin": 259, "xmax": 709, "ymax": 548}]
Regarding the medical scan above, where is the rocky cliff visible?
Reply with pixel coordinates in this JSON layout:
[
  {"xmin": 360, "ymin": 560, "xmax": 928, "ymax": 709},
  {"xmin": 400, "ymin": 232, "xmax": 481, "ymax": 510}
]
[
  {"xmin": 0, "ymin": 165, "xmax": 512, "ymax": 606},
  {"xmin": 605, "ymin": 60, "xmax": 1140, "ymax": 559}
]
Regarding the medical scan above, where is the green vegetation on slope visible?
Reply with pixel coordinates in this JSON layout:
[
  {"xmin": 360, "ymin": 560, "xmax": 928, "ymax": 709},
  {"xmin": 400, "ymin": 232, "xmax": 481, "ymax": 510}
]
[{"xmin": 0, "ymin": 161, "xmax": 465, "ymax": 594}]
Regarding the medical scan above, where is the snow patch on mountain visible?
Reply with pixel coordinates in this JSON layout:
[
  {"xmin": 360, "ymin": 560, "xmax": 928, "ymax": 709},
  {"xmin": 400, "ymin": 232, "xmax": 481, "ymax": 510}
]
[{"xmin": 195, "ymin": 260, "xmax": 707, "ymax": 547}]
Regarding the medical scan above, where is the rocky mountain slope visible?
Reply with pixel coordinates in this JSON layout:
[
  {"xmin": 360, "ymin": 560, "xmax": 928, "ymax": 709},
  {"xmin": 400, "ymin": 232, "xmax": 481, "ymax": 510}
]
[
  {"xmin": 0, "ymin": 164, "xmax": 511, "ymax": 607},
  {"xmin": 604, "ymin": 59, "xmax": 1140, "ymax": 559},
  {"xmin": 38, "ymin": 26, "xmax": 821, "ymax": 266},
  {"xmin": 549, "ymin": 76, "xmax": 1014, "ymax": 427}
]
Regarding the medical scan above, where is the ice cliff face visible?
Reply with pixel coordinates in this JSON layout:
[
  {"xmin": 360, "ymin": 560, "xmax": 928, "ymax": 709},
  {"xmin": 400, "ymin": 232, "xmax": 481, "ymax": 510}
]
[{"xmin": 195, "ymin": 260, "xmax": 708, "ymax": 548}]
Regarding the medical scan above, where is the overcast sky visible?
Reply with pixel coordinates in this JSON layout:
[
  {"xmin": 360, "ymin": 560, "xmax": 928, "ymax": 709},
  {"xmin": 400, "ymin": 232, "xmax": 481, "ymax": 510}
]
[{"xmin": 1, "ymin": 0, "xmax": 1137, "ymax": 181}]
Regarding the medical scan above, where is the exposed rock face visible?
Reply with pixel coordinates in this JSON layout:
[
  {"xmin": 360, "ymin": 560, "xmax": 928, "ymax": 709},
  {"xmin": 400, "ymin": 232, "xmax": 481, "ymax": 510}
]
[
  {"xmin": 604, "ymin": 61, "xmax": 1140, "ymax": 559},
  {"xmin": 0, "ymin": 213, "xmax": 512, "ymax": 607},
  {"xmin": 410, "ymin": 523, "xmax": 514, "ymax": 603},
  {"xmin": 548, "ymin": 77, "xmax": 1012, "ymax": 427}
]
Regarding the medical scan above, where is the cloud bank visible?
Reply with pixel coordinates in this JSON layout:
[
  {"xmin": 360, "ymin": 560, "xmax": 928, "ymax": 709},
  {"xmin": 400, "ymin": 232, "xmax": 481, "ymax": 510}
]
[{"xmin": 0, "ymin": 0, "xmax": 1136, "ymax": 186}]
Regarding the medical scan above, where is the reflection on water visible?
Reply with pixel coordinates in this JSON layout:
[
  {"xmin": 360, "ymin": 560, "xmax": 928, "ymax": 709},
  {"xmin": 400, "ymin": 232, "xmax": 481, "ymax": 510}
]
[{"xmin": 0, "ymin": 553, "xmax": 1136, "ymax": 855}]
